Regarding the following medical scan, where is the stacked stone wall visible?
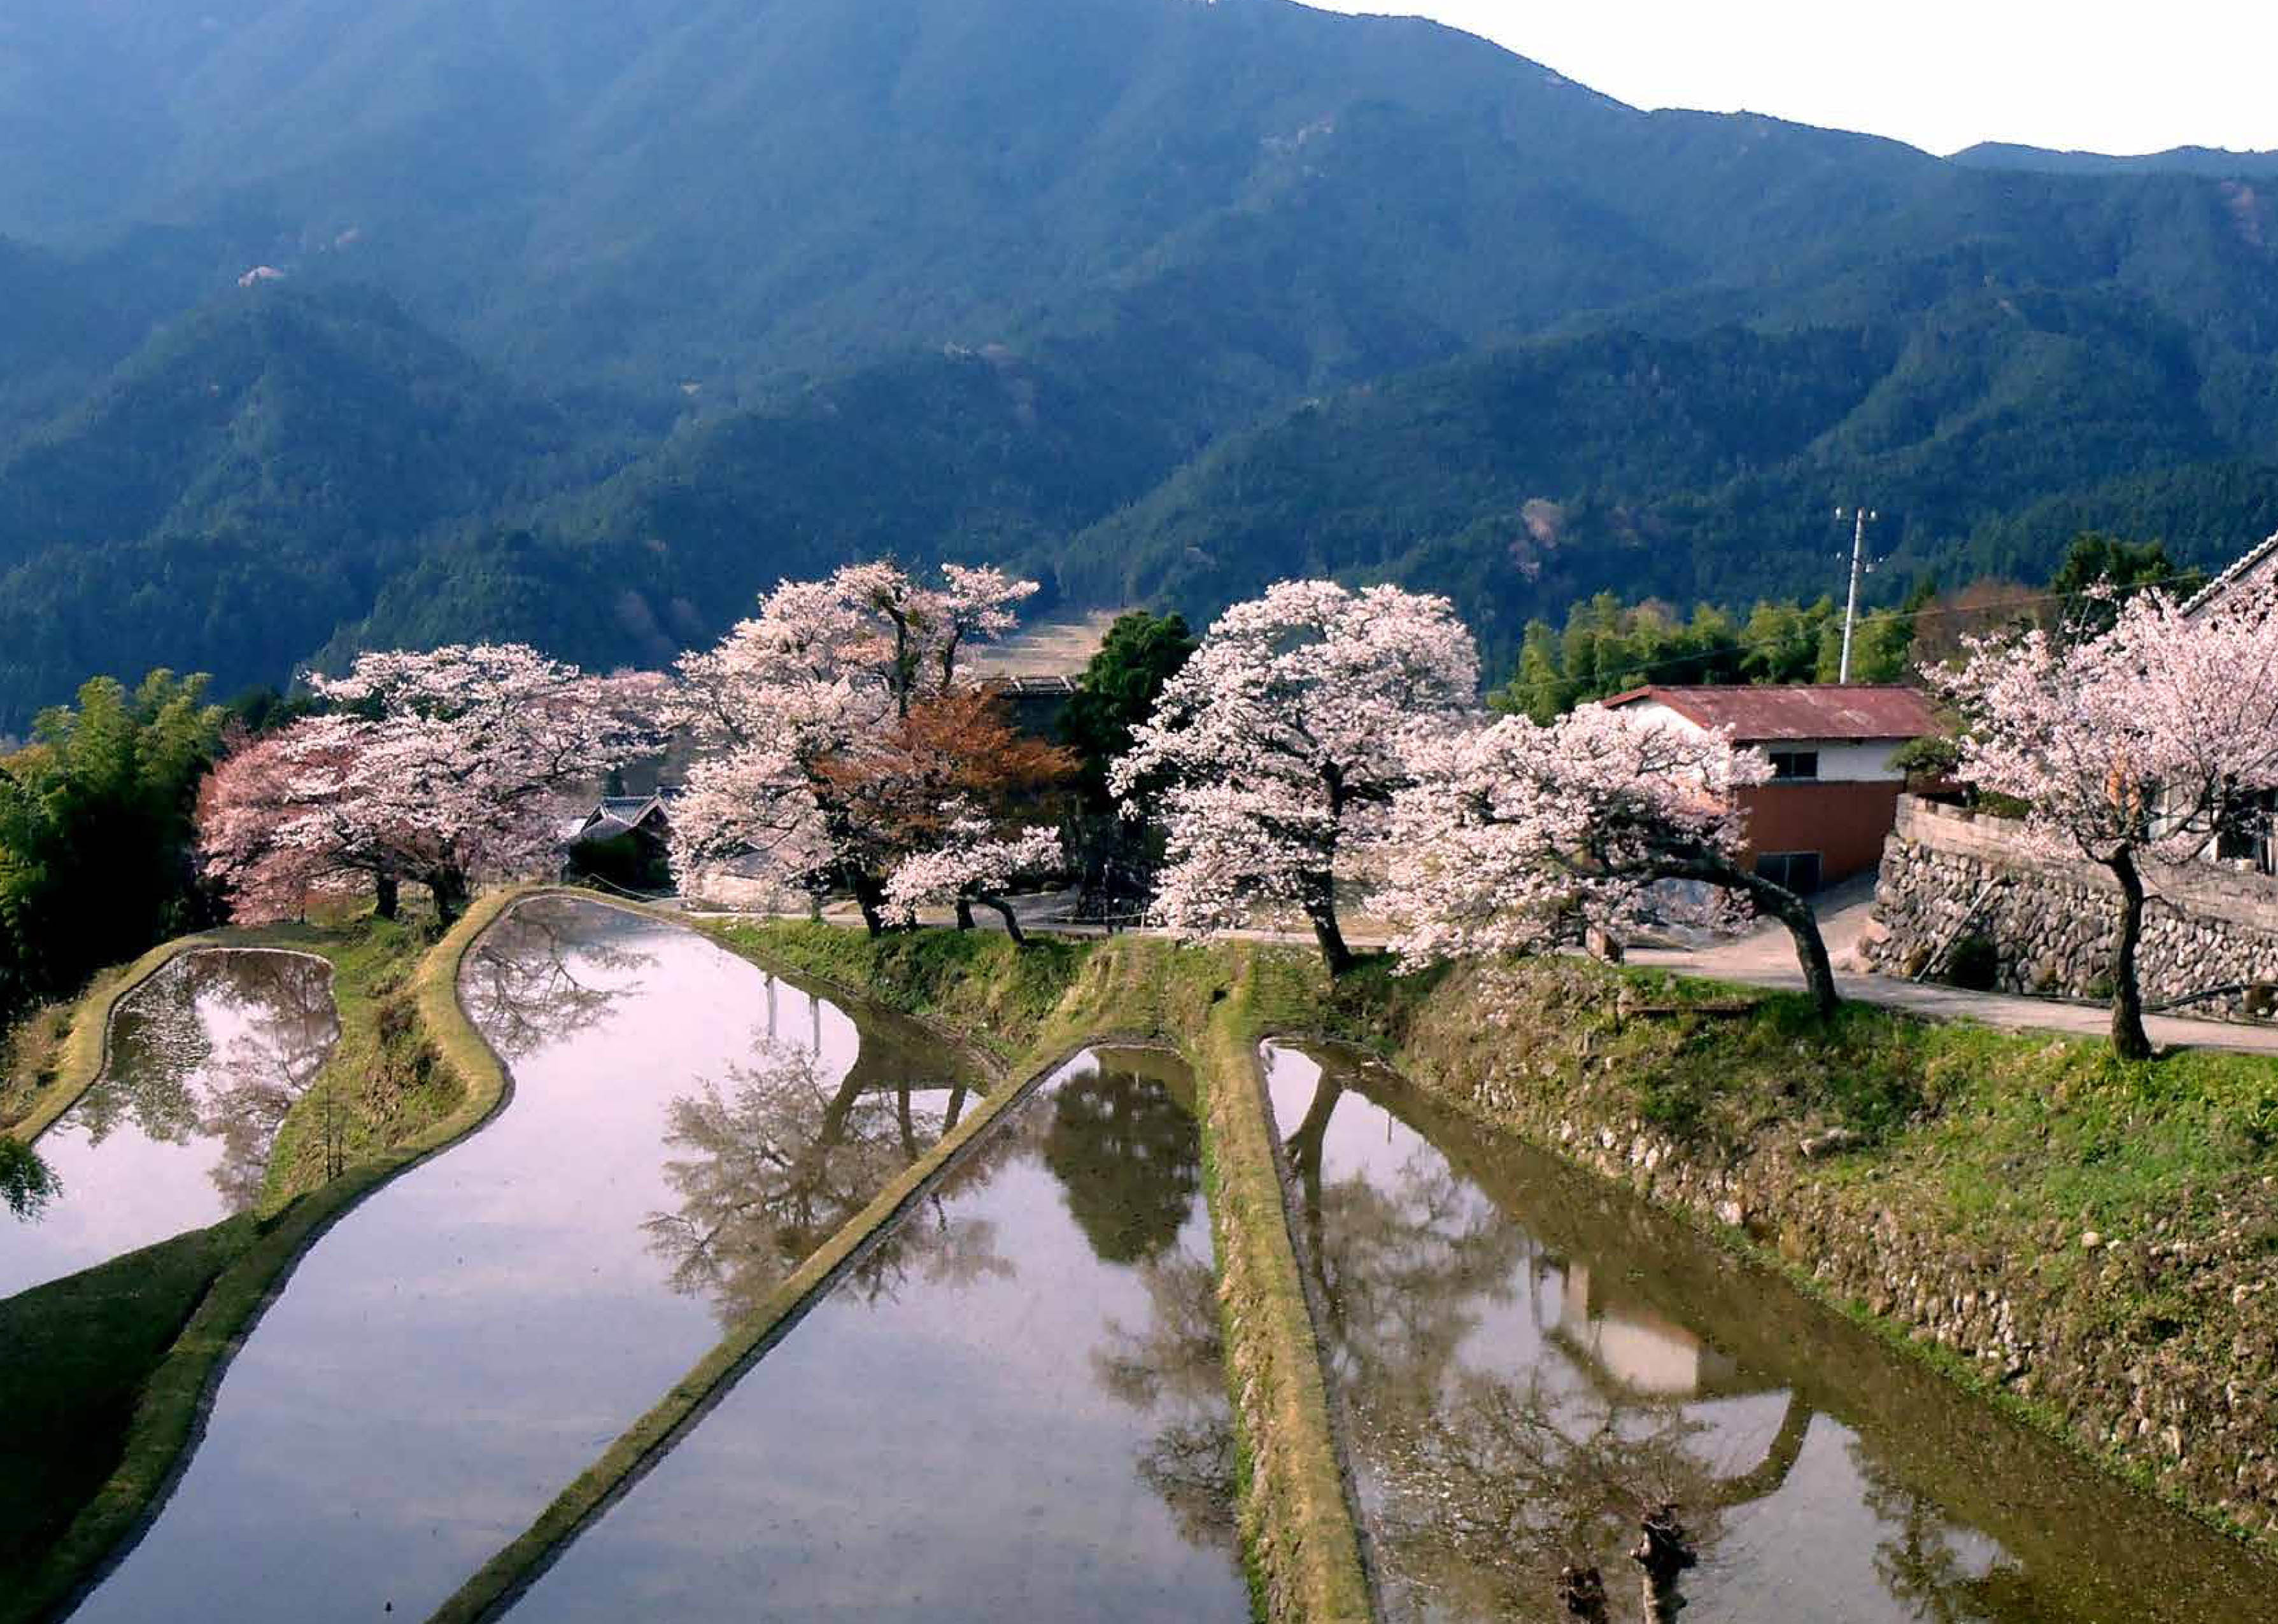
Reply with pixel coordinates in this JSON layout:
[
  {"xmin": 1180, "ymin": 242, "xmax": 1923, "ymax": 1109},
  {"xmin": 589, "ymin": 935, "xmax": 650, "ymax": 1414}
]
[{"xmin": 1864, "ymin": 798, "xmax": 2278, "ymax": 1013}]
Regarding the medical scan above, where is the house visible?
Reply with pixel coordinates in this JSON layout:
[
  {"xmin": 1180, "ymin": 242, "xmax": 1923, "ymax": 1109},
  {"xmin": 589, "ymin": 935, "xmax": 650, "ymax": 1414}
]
[
  {"xmin": 565, "ymin": 794, "xmax": 673, "ymax": 889},
  {"xmin": 2183, "ymin": 527, "xmax": 2278, "ymax": 619},
  {"xmin": 2183, "ymin": 529, "xmax": 2278, "ymax": 870},
  {"xmin": 984, "ymin": 673, "xmax": 1080, "ymax": 738},
  {"xmin": 1602, "ymin": 685, "xmax": 1941, "ymax": 892}
]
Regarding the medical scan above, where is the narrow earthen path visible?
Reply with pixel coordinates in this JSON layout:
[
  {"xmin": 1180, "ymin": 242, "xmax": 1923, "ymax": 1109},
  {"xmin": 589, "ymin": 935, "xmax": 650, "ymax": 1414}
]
[{"xmin": 686, "ymin": 884, "xmax": 2278, "ymax": 1057}]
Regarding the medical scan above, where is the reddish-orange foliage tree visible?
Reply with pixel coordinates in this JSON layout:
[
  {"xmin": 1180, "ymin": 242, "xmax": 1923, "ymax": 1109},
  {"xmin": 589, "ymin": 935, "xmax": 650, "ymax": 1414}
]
[{"xmin": 821, "ymin": 689, "xmax": 1075, "ymax": 938}]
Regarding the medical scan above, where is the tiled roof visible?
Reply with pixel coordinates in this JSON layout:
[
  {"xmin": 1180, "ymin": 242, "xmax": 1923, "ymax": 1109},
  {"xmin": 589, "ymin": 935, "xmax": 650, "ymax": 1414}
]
[
  {"xmin": 1602, "ymin": 684, "xmax": 1941, "ymax": 742},
  {"xmin": 2183, "ymin": 529, "xmax": 2278, "ymax": 617}
]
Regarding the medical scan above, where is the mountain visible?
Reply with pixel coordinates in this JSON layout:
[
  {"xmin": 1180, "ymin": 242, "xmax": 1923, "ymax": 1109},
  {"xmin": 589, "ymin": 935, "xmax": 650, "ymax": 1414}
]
[
  {"xmin": 0, "ymin": 284, "xmax": 581, "ymax": 718},
  {"xmin": 1953, "ymin": 141, "xmax": 2278, "ymax": 178},
  {"xmin": 1056, "ymin": 281, "xmax": 2277, "ymax": 675},
  {"xmin": 0, "ymin": 0, "xmax": 2274, "ymax": 725}
]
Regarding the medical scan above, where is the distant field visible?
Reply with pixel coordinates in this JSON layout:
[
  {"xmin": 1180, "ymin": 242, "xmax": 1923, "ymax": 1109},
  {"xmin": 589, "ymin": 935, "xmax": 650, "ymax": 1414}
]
[{"xmin": 968, "ymin": 609, "xmax": 1128, "ymax": 677}]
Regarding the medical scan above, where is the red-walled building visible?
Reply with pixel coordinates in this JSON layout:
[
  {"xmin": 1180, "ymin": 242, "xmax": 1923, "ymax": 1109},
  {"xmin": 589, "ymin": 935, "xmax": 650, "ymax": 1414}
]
[{"xmin": 1602, "ymin": 685, "xmax": 1941, "ymax": 892}]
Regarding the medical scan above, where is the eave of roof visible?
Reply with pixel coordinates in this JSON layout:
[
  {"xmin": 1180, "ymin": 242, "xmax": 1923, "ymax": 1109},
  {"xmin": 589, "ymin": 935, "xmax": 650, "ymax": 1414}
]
[
  {"xmin": 1601, "ymin": 684, "xmax": 1939, "ymax": 741},
  {"xmin": 2183, "ymin": 528, "xmax": 2278, "ymax": 617}
]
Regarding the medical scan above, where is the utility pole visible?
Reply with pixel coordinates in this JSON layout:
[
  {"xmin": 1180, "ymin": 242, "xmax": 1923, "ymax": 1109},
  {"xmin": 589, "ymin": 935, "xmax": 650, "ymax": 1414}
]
[{"xmin": 1835, "ymin": 505, "xmax": 1876, "ymax": 684}]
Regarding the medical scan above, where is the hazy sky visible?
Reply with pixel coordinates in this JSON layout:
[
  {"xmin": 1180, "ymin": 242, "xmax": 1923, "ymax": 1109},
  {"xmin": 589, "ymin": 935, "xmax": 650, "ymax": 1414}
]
[{"xmin": 1298, "ymin": 2, "xmax": 2278, "ymax": 157}]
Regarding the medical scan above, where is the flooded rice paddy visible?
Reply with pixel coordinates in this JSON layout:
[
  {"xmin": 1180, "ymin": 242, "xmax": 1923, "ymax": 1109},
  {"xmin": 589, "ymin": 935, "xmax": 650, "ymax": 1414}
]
[
  {"xmin": 67, "ymin": 898, "xmax": 976, "ymax": 1623},
  {"xmin": 501, "ymin": 1045, "xmax": 1247, "ymax": 1623},
  {"xmin": 1263, "ymin": 1040, "xmax": 2278, "ymax": 1624},
  {"xmin": 3, "ymin": 949, "xmax": 337, "ymax": 1303},
  {"xmin": 36, "ymin": 908, "xmax": 2270, "ymax": 1623}
]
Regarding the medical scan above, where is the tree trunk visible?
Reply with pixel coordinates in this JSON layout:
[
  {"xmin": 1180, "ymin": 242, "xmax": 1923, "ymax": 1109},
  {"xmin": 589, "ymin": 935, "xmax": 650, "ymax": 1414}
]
[
  {"xmin": 847, "ymin": 871, "xmax": 888, "ymax": 938},
  {"xmin": 1709, "ymin": 1394, "xmax": 1815, "ymax": 1509},
  {"xmin": 1284, "ymin": 1068, "xmax": 1345, "ymax": 1338},
  {"xmin": 2107, "ymin": 847, "xmax": 2154, "ymax": 1061},
  {"xmin": 954, "ymin": 898, "xmax": 975, "ymax": 932},
  {"xmin": 977, "ymin": 894, "xmax": 1026, "ymax": 945},
  {"xmin": 372, "ymin": 872, "xmax": 399, "ymax": 921},
  {"xmin": 430, "ymin": 868, "xmax": 469, "ymax": 926},
  {"xmin": 1722, "ymin": 865, "xmax": 1839, "ymax": 1019},
  {"xmin": 1301, "ymin": 880, "xmax": 1355, "ymax": 978}
]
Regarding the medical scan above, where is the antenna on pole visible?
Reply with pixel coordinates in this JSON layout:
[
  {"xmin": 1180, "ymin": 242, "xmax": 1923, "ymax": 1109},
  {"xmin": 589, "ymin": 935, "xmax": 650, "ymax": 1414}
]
[{"xmin": 1835, "ymin": 505, "xmax": 1877, "ymax": 684}]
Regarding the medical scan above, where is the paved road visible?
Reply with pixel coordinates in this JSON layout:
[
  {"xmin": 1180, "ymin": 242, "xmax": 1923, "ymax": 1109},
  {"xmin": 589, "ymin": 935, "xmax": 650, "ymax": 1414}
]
[{"xmin": 1625, "ymin": 886, "xmax": 2278, "ymax": 1057}]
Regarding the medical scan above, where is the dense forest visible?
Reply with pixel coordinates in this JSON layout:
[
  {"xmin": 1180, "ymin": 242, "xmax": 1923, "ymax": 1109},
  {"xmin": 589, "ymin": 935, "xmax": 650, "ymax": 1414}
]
[{"xmin": 1, "ymin": 0, "xmax": 2276, "ymax": 727}]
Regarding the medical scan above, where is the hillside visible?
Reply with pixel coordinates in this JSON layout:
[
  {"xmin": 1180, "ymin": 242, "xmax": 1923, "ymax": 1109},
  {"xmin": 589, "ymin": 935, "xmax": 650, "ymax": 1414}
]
[
  {"xmin": 0, "ymin": 0, "xmax": 2274, "ymax": 722},
  {"xmin": 0, "ymin": 285, "xmax": 581, "ymax": 718}
]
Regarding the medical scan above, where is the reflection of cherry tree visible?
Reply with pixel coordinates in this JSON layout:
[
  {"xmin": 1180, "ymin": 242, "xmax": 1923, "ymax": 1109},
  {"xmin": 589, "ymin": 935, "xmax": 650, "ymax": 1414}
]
[
  {"xmin": 1094, "ymin": 1251, "xmax": 1238, "ymax": 1557},
  {"xmin": 1285, "ymin": 1053, "xmax": 1817, "ymax": 1623},
  {"xmin": 1851, "ymin": 1441, "xmax": 2028, "ymax": 1624},
  {"xmin": 1368, "ymin": 1367, "xmax": 1818, "ymax": 1621},
  {"xmin": 76, "ymin": 951, "xmax": 340, "ymax": 1211},
  {"xmin": 458, "ymin": 903, "xmax": 653, "ymax": 1061},
  {"xmin": 1282, "ymin": 1063, "xmax": 1531, "ymax": 1393},
  {"xmin": 1373, "ymin": 1370, "xmax": 1716, "ymax": 1620},
  {"xmin": 644, "ymin": 1041, "xmax": 1001, "ymax": 1325},
  {"xmin": 77, "ymin": 957, "xmax": 209, "ymax": 1147},
  {"xmin": 190, "ymin": 953, "xmax": 341, "ymax": 1209}
]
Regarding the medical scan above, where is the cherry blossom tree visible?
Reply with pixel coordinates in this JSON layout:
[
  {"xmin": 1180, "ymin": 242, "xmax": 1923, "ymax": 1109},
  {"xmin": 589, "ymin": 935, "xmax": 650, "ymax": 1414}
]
[
  {"xmin": 1383, "ymin": 704, "xmax": 1841, "ymax": 1017},
  {"xmin": 1927, "ymin": 583, "xmax": 2278, "ymax": 1058},
  {"xmin": 885, "ymin": 819, "xmax": 1063, "ymax": 942},
  {"xmin": 667, "ymin": 563, "xmax": 1051, "ymax": 932},
  {"xmin": 197, "ymin": 646, "xmax": 651, "ymax": 924},
  {"xmin": 197, "ymin": 723, "xmax": 402, "ymax": 922},
  {"xmin": 1111, "ymin": 581, "xmax": 1480, "ymax": 974}
]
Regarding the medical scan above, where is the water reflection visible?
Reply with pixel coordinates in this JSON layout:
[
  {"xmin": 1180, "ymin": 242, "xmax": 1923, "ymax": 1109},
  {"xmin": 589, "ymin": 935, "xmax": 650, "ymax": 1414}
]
[
  {"xmin": 1043, "ymin": 1054, "xmax": 1203, "ymax": 1264},
  {"xmin": 67, "ymin": 898, "xmax": 978, "ymax": 1624},
  {"xmin": 460, "ymin": 903, "xmax": 654, "ymax": 1061},
  {"xmin": 1263, "ymin": 1040, "xmax": 2278, "ymax": 1624},
  {"xmin": 504, "ymin": 1047, "xmax": 1245, "ymax": 1623},
  {"xmin": 1093, "ymin": 1249, "xmax": 1240, "ymax": 1559},
  {"xmin": 644, "ymin": 1041, "xmax": 984, "ymax": 1322},
  {"xmin": 2, "ymin": 950, "xmax": 337, "ymax": 1301}
]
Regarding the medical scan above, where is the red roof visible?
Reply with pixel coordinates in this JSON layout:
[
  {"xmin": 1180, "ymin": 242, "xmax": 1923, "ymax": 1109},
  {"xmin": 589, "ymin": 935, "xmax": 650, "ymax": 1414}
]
[{"xmin": 1602, "ymin": 684, "xmax": 1939, "ymax": 742}]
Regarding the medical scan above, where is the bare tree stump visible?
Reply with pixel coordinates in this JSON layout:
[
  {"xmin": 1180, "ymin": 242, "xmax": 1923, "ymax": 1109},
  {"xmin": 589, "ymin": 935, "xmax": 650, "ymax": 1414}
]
[
  {"xmin": 1632, "ymin": 1502, "xmax": 1698, "ymax": 1622},
  {"xmin": 1558, "ymin": 1564, "xmax": 1609, "ymax": 1621}
]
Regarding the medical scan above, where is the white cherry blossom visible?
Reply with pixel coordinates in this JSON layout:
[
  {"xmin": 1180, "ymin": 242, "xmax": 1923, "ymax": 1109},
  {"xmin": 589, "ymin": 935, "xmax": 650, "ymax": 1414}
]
[{"xmin": 1112, "ymin": 580, "xmax": 1480, "ymax": 972}]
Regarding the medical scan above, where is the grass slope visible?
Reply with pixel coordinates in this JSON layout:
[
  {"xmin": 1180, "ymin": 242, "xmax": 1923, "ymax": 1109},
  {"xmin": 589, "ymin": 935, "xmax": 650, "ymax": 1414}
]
[{"xmin": 1372, "ymin": 954, "xmax": 2278, "ymax": 1556}]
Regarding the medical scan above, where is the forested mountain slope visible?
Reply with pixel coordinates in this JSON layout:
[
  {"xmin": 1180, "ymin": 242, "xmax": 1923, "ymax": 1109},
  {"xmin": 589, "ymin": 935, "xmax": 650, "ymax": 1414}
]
[{"xmin": 0, "ymin": 0, "xmax": 2274, "ymax": 724}]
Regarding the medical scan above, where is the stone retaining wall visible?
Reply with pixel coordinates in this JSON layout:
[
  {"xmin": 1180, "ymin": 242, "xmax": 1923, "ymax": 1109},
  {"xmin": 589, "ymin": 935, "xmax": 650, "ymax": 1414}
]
[{"xmin": 1864, "ymin": 798, "xmax": 2278, "ymax": 1013}]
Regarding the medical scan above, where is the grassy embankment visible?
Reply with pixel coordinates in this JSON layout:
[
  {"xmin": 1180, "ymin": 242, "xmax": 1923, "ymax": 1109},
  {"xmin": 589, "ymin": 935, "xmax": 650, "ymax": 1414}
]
[
  {"xmin": 0, "ymin": 894, "xmax": 520, "ymax": 1624},
  {"xmin": 431, "ymin": 920, "xmax": 1374, "ymax": 1624},
  {"xmin": 1315, "ymin": 950, "xmax": 2278, "ymax": 1558}
]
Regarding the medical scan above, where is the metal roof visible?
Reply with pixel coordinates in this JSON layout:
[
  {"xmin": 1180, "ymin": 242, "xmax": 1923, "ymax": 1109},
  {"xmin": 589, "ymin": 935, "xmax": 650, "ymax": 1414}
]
[{"xmin": 1602, "ymin": 684, "xmax": 1941, "ymax": 742}]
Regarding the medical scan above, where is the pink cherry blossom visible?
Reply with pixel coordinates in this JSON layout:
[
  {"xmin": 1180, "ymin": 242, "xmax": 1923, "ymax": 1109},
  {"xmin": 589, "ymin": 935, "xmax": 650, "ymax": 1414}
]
[
  {"xmin": 666, "ymin": 563, "xmax": 1050, "ymax": 931},
  {"xmin": 199, "ymin": 645, "xmax": 651, "ymax": 922},
  {"xmin": 1926, "ymin": 581, "xmax": 2278, "ymax": 1056}
]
